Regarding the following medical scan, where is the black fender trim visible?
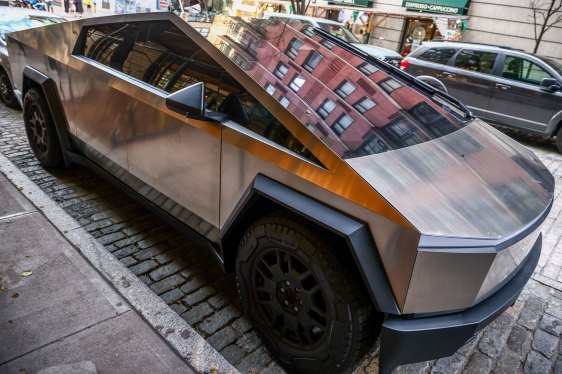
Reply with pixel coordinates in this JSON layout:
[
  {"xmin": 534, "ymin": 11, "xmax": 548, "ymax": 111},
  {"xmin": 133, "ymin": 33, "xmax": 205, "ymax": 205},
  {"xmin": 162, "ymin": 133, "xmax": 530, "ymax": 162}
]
[
  {"xmin": 378, "ymin": 232, "xmax": 542, "ymax": 374},
  {"xmin": 220, "ymin": 174, "xmax": 400, "ymax": 315},
  {"xmin": 22, "ymin": 66, "xmax": 73, "ymax": 166}
]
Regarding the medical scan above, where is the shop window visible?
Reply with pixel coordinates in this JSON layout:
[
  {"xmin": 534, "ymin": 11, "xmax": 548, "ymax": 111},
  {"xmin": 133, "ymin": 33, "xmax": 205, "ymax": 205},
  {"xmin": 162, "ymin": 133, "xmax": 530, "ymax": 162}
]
[
  {"xmin": 279, "ymin": 96, "xmax": 290, "ymax": 108},
  {"xmin": 289, "ymin": 74, "xmax": 306, "ymax": 92},
  {"xmin": 354, "ymin": 97, "xmax": 377, "ymax": 113},
  {"xmin": 380, "ymin": 78, "xmax": 402, "ymax": 93},
  {"xmin": 358, "ymin": 62, "xmax": 378, "ymax": 75},
  {"xmin": 317, "ymin": 98, "xmax": 336, "ymax": 119},
  {"xmin": 332, "ymin": 113, "xmax": 353, "ymax": 135},
  {"xmin": 274, "ymin": 62, "xmax": 289, "ymax": 80},
  {"xmin": 336, "ymin": 80, "xmax": 356, "ymax": 98},
  {"xmin": 264, "ymin": 82, "xmax": 275, "ymax": 95},
  {"xmin": 501, "ymin": 56, "xmax": 553, "ymax": 85},
  {"xmin": 303, "ymin": 51, "xmax": 323, "ymax": 72},
  {"xmin": 454, "ymin": 50, "xmax": 497, "ymax": 74},
  {"xmin": 286, "ymin": 38, "xmax": 304, "ymax": 59},
  {"xmin": 416, "ymin": 47, "xmax": 457, "ymax": 65}
]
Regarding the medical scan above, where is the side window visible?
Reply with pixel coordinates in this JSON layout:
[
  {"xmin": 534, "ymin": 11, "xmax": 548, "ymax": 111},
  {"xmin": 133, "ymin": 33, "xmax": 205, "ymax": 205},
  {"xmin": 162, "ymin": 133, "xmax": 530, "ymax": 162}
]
[
  {"xmin": 453, "ymin": 50, "xmax": 497, "ymax": 74},
  {"xmin": 501, "ymin": 56, "xmax": 553, "ymax": 85},
  {"xmin": 77, "ymin": 21, "xmax": 320, "ymax": 165},
  {"xmin": 415, "ymin": 47, "xmax": 457, "ymax": 64}
]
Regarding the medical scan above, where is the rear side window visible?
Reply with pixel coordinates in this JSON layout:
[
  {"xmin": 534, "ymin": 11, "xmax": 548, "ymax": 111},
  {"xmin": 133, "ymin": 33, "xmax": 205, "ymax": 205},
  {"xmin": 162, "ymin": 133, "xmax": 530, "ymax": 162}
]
[
  {"xmin": 414, "ymin": 47, "xmax": 457, "ymax": 64},
  {"xmin": 453, "ymin": 50, "xmax": 497, "ymax": 74},
  {"xmin": 501, "ymin": 56, "xmax": 553, "ymax": 85},
  {"xmin": 75, "ymin": 21, "xmax": 319, "ymax": 164}
]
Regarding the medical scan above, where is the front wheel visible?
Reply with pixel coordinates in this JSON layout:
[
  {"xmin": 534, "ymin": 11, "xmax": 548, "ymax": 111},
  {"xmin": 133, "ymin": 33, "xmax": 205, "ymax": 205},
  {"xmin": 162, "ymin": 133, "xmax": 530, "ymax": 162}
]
[
  {"xmin": 236, "ymin": 213, "xmax": 380, "ymax": 374},
  {"xmin": 23, "ymin": 88, "xmax": 64, "ymax": 168}
]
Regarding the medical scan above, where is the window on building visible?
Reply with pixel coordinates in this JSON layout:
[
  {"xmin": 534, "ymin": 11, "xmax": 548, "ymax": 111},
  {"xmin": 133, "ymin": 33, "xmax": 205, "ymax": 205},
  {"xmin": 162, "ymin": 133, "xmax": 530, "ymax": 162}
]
[
  {"xmin": 358, "ymin": 62, "xmax": 378, "ymax": 75},
  {"xmin": 289, "ymin": 74, "xmax": 306, "ymax": 92},
  {"xmin": 264, "ymin": 82, "xmax": 275, "ymax": 95},
  {"xmin": 501, "ymin": 56, "xmax": 553, "ymax": 85},
  {"xmin": 274, "ymin": 62, "xmax": 289, "ymax": 79},
  {"xmin": 303, "ymin": 50, "xmax": 323, "ymax": 72},
  {"xmin": 354, "ymin": 97, "xmax": 377, "ymax": 113},
  {"xmin": 321, "ymin": 38, "xmax": 335, "ymax": 49},
  {"xmin": 358, "ymin": 132, "xmax": 389, "ymax": 155},
  {"xmin": 383, "ymin": 117, "xmax": 423, "ymax": 146},
  {"xmin": 415, "ymin": 47, "xmax": 457, "ymax": 64},
  {"xmin": 286, "ymin": 38, "xmax": 304, "ymax": 59},
  {"xmin": 279, "ymin": 96, "xmax": 290, "ymax": 108},
  {"xmin": 380, "ymin": 78, "xmax": 402, "ymax": 93},
  {"xmin": 454, "ymin": 50, "xmax": 498, "ymax": 74},
  {"xmin": 332, "ymin": 113, "xmax": 353, "ymax": 135},
  {"xmin": 317, "ymin": 98, "xmax": 336, "ymax": 119},
  {"xmin": 336, "ymin": 80, "xmax": 356, "ymax": 98}
]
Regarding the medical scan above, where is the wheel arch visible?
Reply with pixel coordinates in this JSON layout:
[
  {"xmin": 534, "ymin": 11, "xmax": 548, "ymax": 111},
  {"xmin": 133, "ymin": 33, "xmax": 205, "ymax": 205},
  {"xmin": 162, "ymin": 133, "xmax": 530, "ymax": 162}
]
[
  {"xmin": 220, "ymin": 174, "xmax": 400, "ymax": 314},
  {"xmin": 22, "ymin": 66, "xmax": 73, "ymax": 167}
]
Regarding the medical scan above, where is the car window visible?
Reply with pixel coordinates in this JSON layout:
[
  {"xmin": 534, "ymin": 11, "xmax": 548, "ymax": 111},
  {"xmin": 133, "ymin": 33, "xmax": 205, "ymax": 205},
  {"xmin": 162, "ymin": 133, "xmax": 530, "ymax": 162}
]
[
  {"xmin": 501, "ymin": 56, "xmax": 553, "ymax": 85},
  {"xmin": 76, "ymin": 20, "xmax": 319, "ymax": 164},
  {"xmin": 414, "ymin": 47, "xmax": 457, "ymax": 64},
  {"xmin": 453, "ymin": 49, "xmax": 497, "ymax": 74}
]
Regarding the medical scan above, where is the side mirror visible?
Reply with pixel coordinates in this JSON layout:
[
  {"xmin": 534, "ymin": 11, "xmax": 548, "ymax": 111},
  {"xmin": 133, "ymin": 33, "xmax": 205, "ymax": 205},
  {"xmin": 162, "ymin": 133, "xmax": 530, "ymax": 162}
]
[
  {"xmin": 166, "ymin": 82, "xmax": 205, "ymax": 117},
  {"xmin": 540, "ymin": 77, "xmax": 561, "ymax": 92}
]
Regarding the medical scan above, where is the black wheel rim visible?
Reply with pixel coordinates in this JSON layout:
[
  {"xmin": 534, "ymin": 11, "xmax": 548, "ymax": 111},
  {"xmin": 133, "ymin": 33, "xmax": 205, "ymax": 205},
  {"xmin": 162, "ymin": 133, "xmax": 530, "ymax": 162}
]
[
  {"xmin": 0, "ymin": 74, "xmax": 11, "ymax": 103},
  {"xmin": 27, "ymin": 103, "xmax": 49, "ymax": 157},
  {"xmin": 252, "ymin": 248, "xmax": 328, "ymax": 349}
]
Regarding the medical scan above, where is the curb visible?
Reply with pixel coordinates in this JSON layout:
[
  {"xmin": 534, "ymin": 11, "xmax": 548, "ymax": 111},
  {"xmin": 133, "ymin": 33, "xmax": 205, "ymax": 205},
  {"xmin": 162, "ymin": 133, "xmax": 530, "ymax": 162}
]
[{"xmin": 0, "ymin": 152, "xmax": 240, "ymax": 374}]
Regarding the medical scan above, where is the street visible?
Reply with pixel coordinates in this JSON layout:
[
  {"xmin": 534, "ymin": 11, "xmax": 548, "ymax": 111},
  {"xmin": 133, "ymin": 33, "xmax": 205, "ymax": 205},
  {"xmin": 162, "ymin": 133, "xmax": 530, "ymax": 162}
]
[{"xmin": 0, "ymin": 102, "xmax": 561, "ymax": 373}]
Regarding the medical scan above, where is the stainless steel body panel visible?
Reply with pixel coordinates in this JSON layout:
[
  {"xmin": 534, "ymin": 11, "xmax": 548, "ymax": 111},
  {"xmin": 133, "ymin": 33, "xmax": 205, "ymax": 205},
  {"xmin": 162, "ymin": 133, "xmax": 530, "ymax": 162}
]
[{"xmin": 347, "ymin": 119, "xmax": 553, "ymax": 239}]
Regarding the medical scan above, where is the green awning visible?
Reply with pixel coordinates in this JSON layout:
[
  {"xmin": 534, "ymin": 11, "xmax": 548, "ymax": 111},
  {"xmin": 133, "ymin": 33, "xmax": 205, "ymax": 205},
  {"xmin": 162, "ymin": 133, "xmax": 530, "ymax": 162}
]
[
  {"xmin": 330, "ymin": 0, "xmax": 370, "ymax": 8},
  {"xmin": 402, "ymin": 0, "xmax": 470, "ymax": 15}
]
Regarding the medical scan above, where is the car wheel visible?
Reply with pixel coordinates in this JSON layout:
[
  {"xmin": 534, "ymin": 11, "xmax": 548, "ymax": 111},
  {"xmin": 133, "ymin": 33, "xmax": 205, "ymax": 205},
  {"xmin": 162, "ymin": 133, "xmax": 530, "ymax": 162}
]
[
  {"xmin": 236, "ymin": 213, "xmax": 380, "ymax": 374},
  {"xmin": 556, "ymin": 124, "xmax": 562, "ymax": 153},
  {"xmin": 0, "ymin": 69, "xmax": 19, "ymax": 109},
  {"xmin": 23, "ymin": 88, "xmax": 64, "ymax": 168}
]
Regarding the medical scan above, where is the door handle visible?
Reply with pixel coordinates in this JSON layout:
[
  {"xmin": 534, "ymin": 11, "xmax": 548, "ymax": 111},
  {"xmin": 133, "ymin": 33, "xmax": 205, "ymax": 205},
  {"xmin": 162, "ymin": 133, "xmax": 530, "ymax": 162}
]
[
  {"xmin": 442, "ymin": 72, "xmax": 456, "ymax": 78},
  {"xmin": 495, "ymin": 83, "xmax": 511, "ymax": 90}
]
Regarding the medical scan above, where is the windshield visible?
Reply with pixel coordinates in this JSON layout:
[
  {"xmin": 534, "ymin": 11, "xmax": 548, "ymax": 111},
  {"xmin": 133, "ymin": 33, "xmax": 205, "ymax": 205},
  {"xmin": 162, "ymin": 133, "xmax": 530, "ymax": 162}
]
[
  {"xmin": 540, "ymin": 56, "xmax": 562, "ymax": 76},
  {"xmin": 0, "ymin": 15, "xmax": 64, "ymax": 41},
  {"xmin": 316, "ymin": 22, "xmax": 361, "ymax": 44}
]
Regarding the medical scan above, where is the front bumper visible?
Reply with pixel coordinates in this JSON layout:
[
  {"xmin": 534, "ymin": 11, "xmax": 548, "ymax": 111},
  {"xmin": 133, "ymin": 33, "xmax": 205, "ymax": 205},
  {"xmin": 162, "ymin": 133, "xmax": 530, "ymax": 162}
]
[{"xmin": 379, "ymin": 232, "xmax": 541, "ymax": 374}]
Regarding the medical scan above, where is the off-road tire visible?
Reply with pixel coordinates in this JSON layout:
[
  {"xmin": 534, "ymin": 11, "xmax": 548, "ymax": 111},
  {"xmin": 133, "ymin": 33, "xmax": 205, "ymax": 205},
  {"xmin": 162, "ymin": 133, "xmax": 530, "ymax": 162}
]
[
  {"xmin": 236, "ymin": 212, "xmax": 380, "ymax": 374},
  {"xmin": 556, "ymin": 124, "xmax": 562, "ymax": 153},
  {"xmin": 0, "ymin": 69, "xmax": 19, "ymax": 109},
  {"xmin": 23, "ymin": 88, "xmax": 64, "ymax": 168}
]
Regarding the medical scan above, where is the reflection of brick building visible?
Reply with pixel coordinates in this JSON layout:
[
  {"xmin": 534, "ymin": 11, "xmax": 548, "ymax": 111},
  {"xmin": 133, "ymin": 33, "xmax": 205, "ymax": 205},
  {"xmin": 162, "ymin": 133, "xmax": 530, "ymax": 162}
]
[{"xmin": 207, "ymin": 16, "xmax": 463, "ymax": 158}]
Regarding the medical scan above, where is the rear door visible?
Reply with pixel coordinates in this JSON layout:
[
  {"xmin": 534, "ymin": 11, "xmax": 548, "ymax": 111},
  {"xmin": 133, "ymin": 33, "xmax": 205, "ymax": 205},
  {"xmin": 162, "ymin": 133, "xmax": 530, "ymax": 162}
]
[
  {"xmin": 486, "ymin": 54, "xmax": 559, "ymax": 133},
  {"xmin": 440, "ymin": 48, "xmax": 499, "ymax": 117}
]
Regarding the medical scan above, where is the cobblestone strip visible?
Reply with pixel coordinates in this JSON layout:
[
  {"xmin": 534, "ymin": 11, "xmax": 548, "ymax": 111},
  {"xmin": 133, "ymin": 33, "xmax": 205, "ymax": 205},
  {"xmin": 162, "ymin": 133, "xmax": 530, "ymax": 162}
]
[{"xmin": 2, "ymin": 104, "xmax": 562, "ymax": 374}]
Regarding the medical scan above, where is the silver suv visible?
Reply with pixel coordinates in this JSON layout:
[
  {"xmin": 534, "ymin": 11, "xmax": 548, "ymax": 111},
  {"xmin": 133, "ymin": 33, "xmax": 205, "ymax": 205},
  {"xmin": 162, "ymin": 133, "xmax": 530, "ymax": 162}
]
[{"xmin": 401, "ymin": 41, "xmax": 562, "ymax": 152}]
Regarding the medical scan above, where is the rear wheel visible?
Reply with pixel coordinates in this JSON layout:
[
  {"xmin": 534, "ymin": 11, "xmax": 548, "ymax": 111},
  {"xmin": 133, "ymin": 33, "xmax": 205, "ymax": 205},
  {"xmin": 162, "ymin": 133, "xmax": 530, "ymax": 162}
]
[
  {"xmin": 0, "ymin": 69, "xmax": 19, "ymax": 109},
  {"xmin": 23, "ymin": 88, "xmax": 64, "ymax": 168},
  {"xmin": 236, "ymin": 213, "xmax": 380, "ymax": 374}
]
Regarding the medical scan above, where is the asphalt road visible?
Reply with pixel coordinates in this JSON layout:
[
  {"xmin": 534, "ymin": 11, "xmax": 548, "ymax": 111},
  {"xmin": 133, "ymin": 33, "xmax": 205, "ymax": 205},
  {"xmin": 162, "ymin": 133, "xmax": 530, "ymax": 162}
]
[{"xmin": 0, "ymin": 103, "xmax": 561, "ymax": 373}]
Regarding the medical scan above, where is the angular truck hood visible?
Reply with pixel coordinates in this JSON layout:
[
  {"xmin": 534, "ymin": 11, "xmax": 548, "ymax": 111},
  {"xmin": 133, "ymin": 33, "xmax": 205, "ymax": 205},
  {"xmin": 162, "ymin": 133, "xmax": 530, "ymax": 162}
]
[{"xmin": 347, "ymin": 119, "xmax": 554, "ymax": 239}]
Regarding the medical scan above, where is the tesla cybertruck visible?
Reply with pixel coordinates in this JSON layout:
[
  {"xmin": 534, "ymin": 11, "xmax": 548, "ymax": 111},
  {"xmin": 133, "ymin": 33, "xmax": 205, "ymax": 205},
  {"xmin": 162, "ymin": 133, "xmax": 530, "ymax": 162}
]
[{"xmin": 7, "ymin": 12, "xmax": 554, "ymax": 374}]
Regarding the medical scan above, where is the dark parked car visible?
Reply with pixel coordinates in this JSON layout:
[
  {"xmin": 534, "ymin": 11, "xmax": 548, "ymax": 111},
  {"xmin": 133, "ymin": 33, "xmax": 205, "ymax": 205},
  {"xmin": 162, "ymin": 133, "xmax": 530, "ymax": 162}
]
[
  {"xmin": 0, "ymin": 7, "xmax": 65, "ymax": 108},
  {"xmin": 401, "ymin": 41, "xmax": 562, "ymax": 152},
  {"xmin": 7, "ymin": 13, "xmax": 554, "ymax": 373}
]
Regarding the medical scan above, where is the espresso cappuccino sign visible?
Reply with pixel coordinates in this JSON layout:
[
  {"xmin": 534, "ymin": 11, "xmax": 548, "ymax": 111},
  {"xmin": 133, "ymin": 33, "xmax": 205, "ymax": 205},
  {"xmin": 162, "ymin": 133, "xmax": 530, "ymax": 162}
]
[{"xmin": 402, "ymin": 0, "xmax": 469, "ymax": 15}]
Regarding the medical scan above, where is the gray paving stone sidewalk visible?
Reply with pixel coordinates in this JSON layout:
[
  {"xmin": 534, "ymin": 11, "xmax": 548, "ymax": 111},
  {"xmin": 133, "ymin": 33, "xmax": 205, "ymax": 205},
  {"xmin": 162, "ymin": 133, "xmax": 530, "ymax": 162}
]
[{"xmin": 1, "ymin": 102, "xmax": 561, "ymax": 373}]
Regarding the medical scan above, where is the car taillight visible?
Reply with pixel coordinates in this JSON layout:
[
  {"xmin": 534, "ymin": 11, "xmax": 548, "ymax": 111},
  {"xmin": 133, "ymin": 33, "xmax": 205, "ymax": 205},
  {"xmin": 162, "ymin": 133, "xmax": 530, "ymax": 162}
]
[{"xmin": 400, "ymin": 59, "xmax": 409, "ymax": 70}]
